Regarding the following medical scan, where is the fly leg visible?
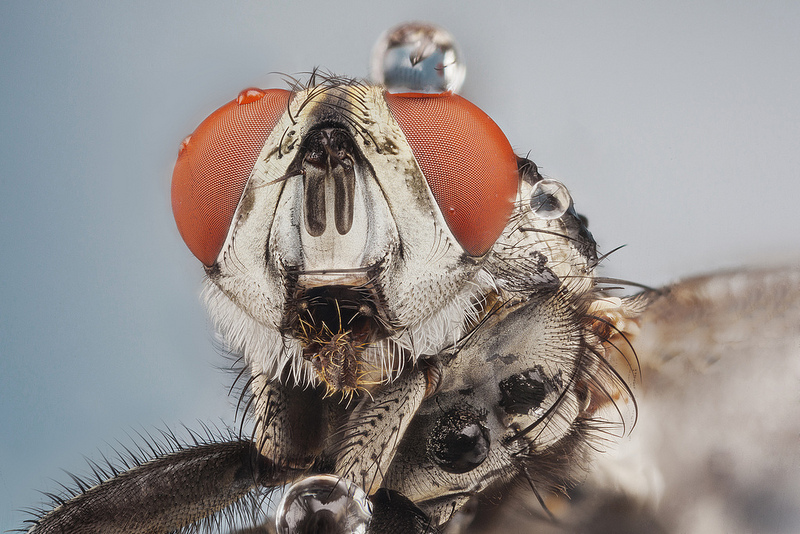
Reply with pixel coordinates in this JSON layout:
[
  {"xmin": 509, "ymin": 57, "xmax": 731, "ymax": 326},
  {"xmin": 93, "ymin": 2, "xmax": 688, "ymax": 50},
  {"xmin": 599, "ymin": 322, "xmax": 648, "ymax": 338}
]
[
  {"xmin": 268, "ymin": 369, "xmax": 432, "ymax": 534},
  {"xmin": 332, "ymin": 368, "xmax": 428, "ymax": 495},
  {"xmin": 250, "ymin": 373, "xmax": 333, "ymax": 470},
  {"xmin": 27, "ymin": 440, "xmax": 300, "ymax": 534}
]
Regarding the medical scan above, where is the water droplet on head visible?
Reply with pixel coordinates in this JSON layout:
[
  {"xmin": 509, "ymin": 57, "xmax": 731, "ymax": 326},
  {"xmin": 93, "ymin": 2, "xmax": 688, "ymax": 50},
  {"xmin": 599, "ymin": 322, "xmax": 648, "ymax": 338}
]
[
  {"xmin": 529, "ymin": 179, "xmax": 572, "ymax": 220},
  {"xmin": 370, "ymin": 22, "xmax": 466, "ymax": 94},
  {"xmin": 276, "ymin": 475, "xmax": 372, "ymax": 534},
  {"xmin": 237, "ymin": 87, "xmax": 267, "ymax": 105},
  {"xmin": 178, "ymin": 135, "xmax": 192, "ymax": 156}
]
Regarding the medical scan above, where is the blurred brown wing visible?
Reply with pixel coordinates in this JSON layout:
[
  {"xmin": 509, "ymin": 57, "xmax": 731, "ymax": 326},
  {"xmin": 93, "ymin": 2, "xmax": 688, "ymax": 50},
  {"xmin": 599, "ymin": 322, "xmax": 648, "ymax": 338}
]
[
  {"xmin": 464, "ymin": 267, "xmax": 800, "ymax": 534},
  {"xmin": 626, "ymin": 267, "xmax": 800, "ymax": 533}
]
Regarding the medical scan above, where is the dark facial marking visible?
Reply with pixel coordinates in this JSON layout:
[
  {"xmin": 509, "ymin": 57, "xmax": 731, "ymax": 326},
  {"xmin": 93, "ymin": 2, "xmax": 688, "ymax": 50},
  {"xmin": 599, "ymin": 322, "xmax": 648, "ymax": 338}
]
[
  {"xmin": 499, "ymin": 366, "xmax": 563, "ymax": 416},
  {"xmin": 427, "ymin": 406, "xmax": 490, "ymax": 474},
  {"xmin": 297, "ymin": 127, "xmax": 357, "ymax": 237}
]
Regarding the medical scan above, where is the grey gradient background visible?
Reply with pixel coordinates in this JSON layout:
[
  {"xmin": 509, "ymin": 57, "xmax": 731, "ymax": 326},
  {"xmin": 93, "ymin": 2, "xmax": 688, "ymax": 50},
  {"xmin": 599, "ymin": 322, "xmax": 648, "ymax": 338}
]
[{"xmin": 1, "ymin": 1, "xmax": 799, "ymax": 529}]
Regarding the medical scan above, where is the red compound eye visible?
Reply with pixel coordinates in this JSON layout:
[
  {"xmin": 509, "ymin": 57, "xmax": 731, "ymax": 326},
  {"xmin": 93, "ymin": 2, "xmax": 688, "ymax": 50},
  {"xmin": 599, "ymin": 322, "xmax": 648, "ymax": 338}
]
[
  {"xmin": 384, "ymin": 91, "xmax": 519, "ymax": 256},
  {"xmin": 171, "ymin": 88, "xmax": 291, "ymax": 265}
]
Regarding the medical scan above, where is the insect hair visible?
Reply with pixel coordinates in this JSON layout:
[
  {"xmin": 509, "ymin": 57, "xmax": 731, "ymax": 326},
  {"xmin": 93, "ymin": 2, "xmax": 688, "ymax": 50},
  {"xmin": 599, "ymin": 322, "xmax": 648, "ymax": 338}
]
[{"xmin": 21, "ymin": 424, "xmax": 280, "ymax": 534}]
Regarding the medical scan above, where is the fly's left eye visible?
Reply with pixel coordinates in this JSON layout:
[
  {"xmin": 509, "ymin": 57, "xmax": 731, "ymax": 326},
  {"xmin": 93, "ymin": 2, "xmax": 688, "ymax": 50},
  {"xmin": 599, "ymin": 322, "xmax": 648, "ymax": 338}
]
[
  {"xmin": 171, "ymin": 88, "xmax": 291, "ymax": 266},
  {"xmin": 384, "ymin": 92, "xmax": 519, "ymax": 256}
]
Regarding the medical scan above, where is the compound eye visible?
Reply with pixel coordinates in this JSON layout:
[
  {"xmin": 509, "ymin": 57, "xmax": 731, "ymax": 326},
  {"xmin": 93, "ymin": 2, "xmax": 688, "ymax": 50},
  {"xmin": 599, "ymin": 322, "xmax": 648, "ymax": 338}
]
[
  {"xmin": 171, "ymin": 88, "xmax": 291, "ymax": 265},
  {"xmin": 427, "ymin": 406, "xmax": 490, "ymax": 474},
  {"xmin": 384, "ymin": 92, "xmax": 519, "ymax": 256}
]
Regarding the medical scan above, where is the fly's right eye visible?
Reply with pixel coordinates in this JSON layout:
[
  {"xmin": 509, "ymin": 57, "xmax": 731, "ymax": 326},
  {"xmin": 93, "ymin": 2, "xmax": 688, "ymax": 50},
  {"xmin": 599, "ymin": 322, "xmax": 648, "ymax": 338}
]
[
  {"xmin": 384, "ymin": 91, "xmax": 519, "ymax": 257},
  {"xmin": 171, "ymin": 88, "xmax": 291, "ymax": 266}
]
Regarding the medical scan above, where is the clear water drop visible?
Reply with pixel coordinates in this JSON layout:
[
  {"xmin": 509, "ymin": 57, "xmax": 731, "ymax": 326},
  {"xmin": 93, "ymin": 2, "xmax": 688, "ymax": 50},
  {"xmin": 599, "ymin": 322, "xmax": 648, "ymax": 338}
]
[
  {"xmin": 275, "ymin": 475, "xmax": 372, "ymax": 534},
  {"xmin": 370, "ymin": 22, "xmax": 466, "ymax": 94},
  {"xmin": 529, "ymin": 179, "xmax": 572, "ymax": 220}
]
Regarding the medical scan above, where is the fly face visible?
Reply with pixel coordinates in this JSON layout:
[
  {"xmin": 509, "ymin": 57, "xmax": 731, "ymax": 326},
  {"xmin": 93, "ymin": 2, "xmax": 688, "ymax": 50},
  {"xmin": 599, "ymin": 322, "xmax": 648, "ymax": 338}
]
[
  {"xmin": 26, "ymin": 20, "xmax": 798, "ymax": 534},
  {"xmin": 167, "ymin": 70, "xmax": 625, "ymax": 527},
  {"xmin": 174, "ymin": 80, "xmax": 520, "ymax": 394}
]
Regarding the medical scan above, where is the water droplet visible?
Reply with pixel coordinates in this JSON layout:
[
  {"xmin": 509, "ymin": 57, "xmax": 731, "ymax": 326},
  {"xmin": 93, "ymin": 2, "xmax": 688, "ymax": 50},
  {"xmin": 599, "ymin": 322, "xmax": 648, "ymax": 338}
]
[
  {"xmin": 276, "ymin": 475, "xmax": 372, "ymax": 534},
  {"xmin": 370, "ymin": 22, "xmax": 466, "ymax": 94},
  {"xmin": 529, "ymin": 179, "xmax": 572, "ymax": 220},
  {"xmin": 178, "ymin": 135, "xmax": 191, "ymax": 156},
  {"xmin": 237, "ymin": 87, "xmax": 266, "ymax": 105}
]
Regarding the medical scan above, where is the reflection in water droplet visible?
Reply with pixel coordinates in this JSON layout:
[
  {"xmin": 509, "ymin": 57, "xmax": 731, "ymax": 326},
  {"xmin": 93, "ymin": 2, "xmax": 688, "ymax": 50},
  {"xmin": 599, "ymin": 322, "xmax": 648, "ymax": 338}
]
[
  {"xmin": 530, "ymin": 179, "xmax": 572, "ymax": 220},
  {"xmin": 275, "ymin": 475, "xmax": 372, "ymax": 534},
  {"xmin": 370, "ymin": 22, "xmax": 466, "ymax": 94}
]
